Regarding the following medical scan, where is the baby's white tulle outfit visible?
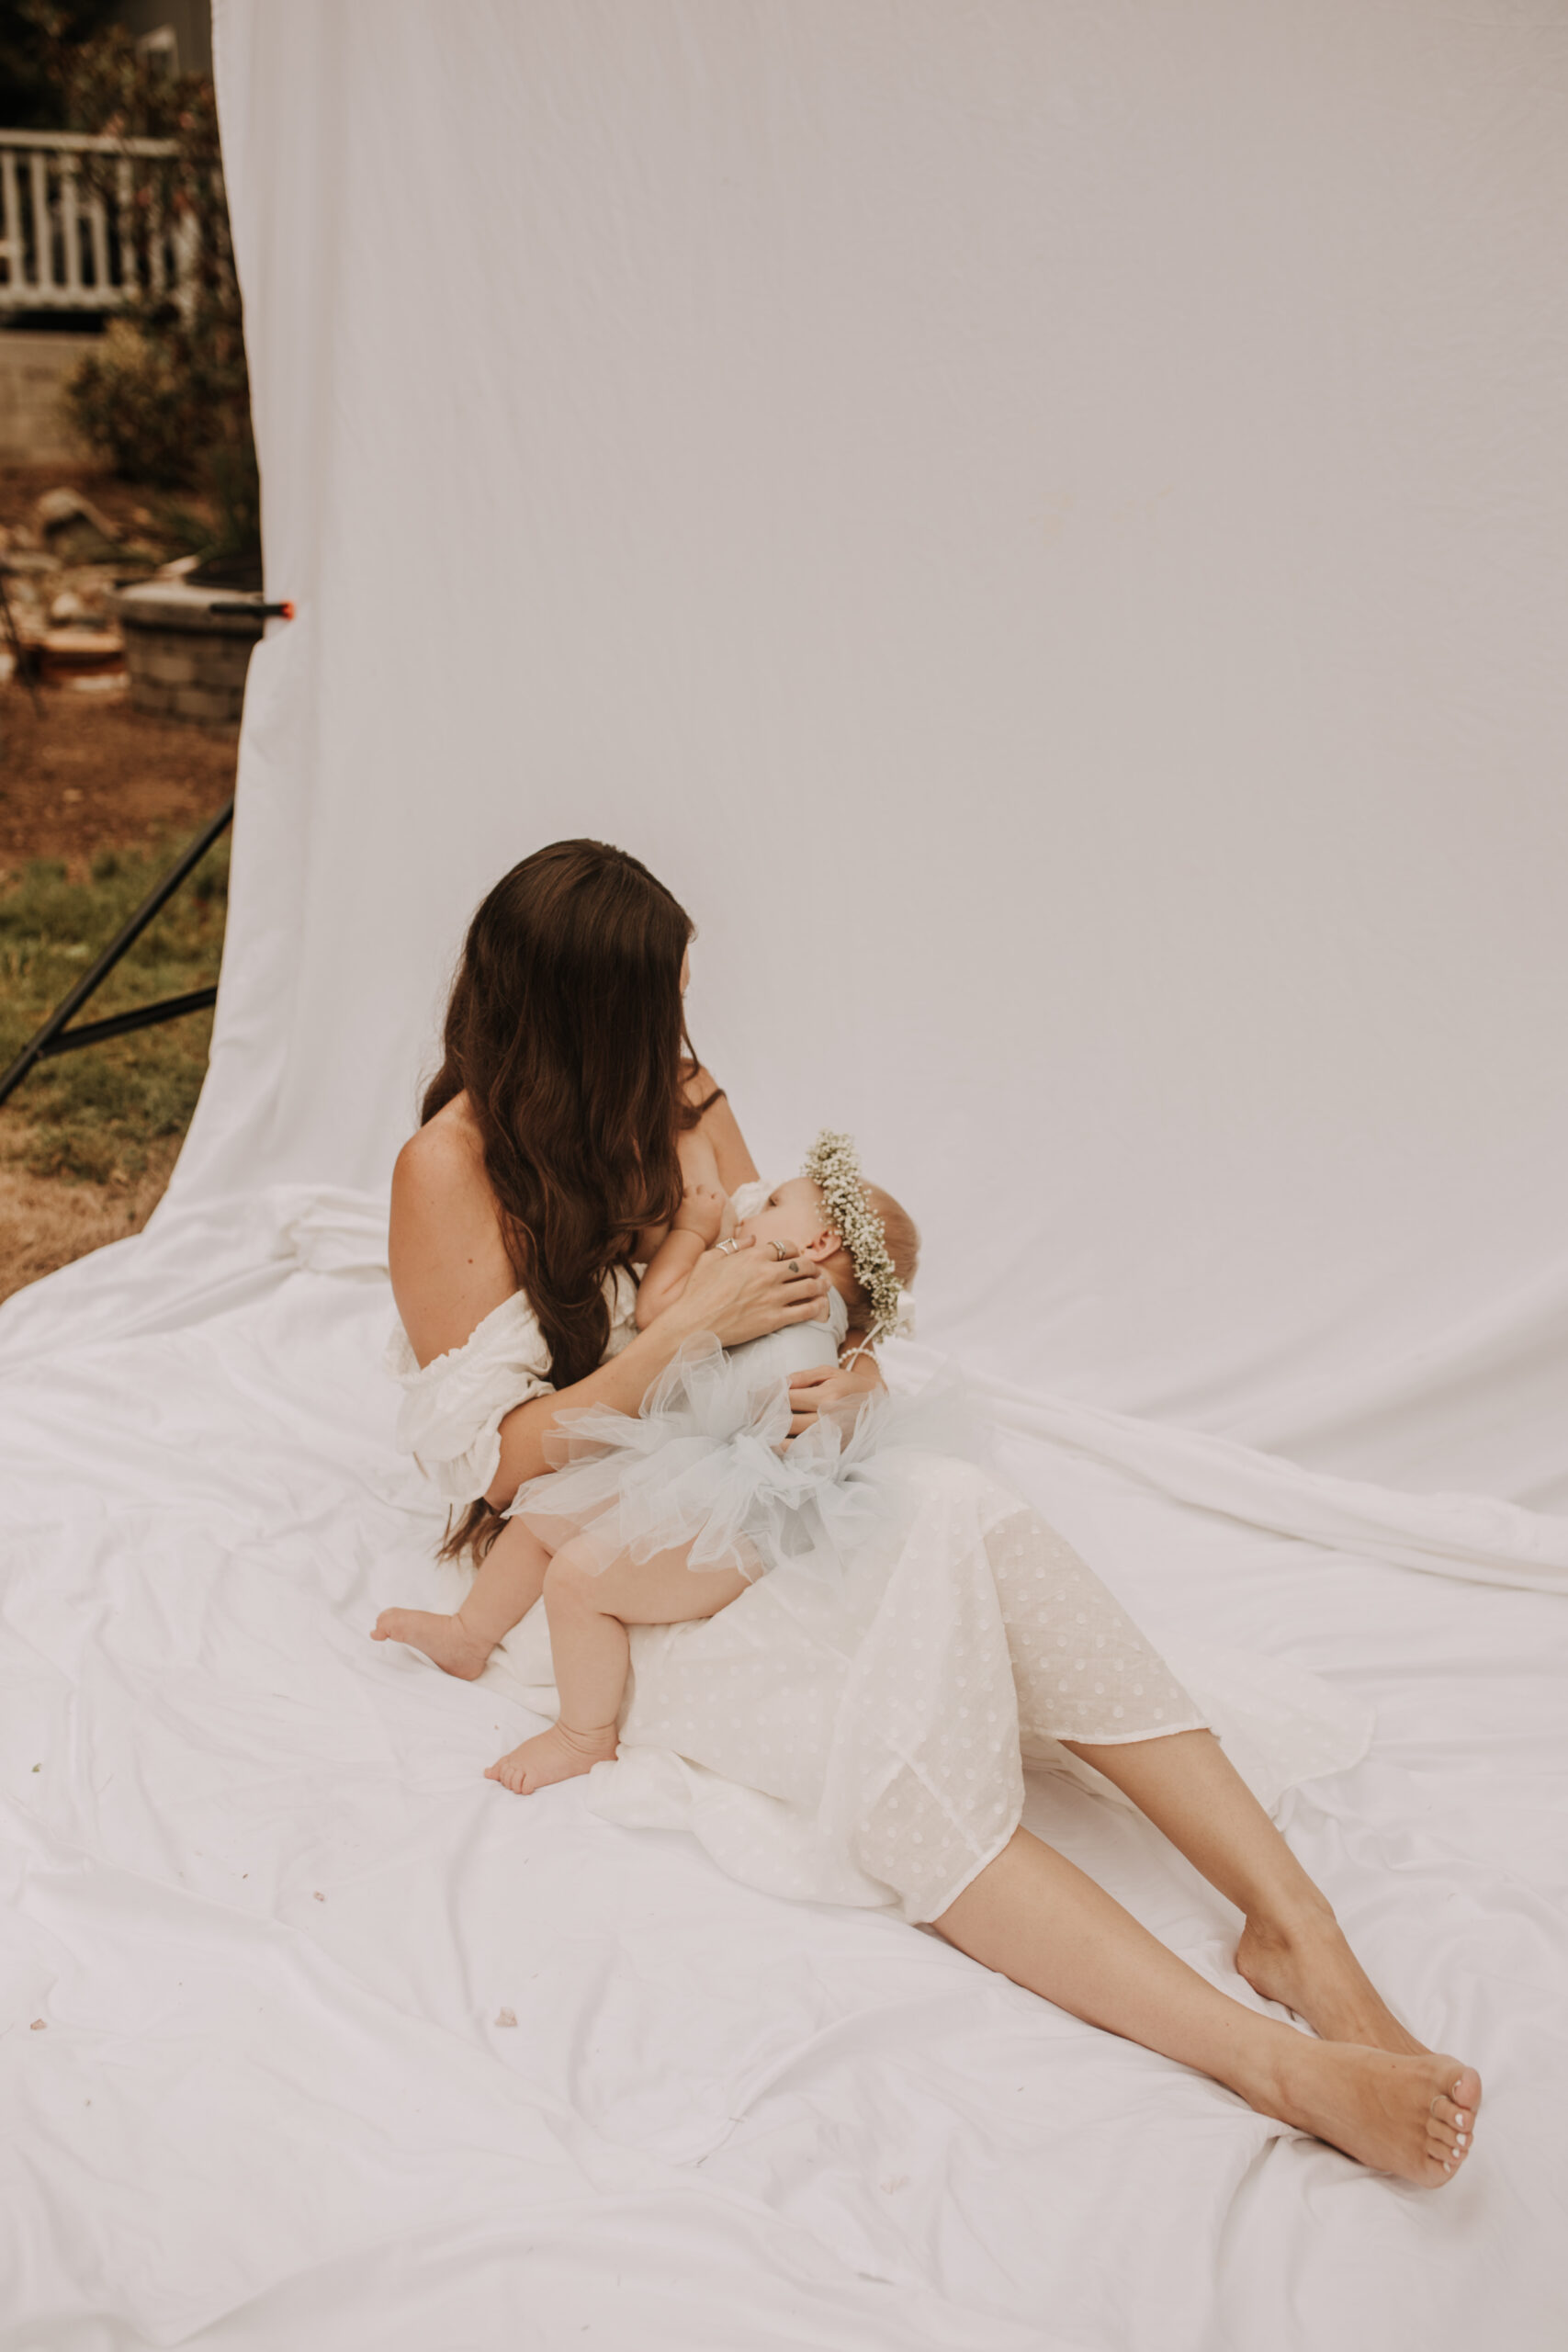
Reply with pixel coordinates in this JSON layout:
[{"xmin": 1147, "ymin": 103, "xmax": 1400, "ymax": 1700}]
[
  {"xmin": 506, "ymin": 1288, "xmax": 956, "ymax": 1587},
  {"xmin": 386, "ymin": 1253, "xmax": 1370, "ymax": 1924}
]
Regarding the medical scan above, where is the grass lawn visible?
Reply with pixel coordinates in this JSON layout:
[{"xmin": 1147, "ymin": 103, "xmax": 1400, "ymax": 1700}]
[{"xmin": 0, "ymin": 834, "xmax": 228, "ymax": 1299}]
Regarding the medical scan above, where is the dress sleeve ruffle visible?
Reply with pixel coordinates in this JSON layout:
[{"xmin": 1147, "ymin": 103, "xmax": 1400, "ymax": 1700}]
[{"xmin": 383, "ymin": 1268, "xmax": 639, "ymax": 1506}]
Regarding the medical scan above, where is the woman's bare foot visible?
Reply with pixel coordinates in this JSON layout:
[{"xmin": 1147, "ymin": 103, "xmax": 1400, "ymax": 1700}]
[
  {"xmin": 1259, "ymin": 2043, "xmax": 1481, "ymax": 2186},
  {"xmin": 370, "ymin": 1608, "xmax": 492, "ymax": 1681},
  {"xmin": 1236, "ymin": 1904, "xmax": 1428, "ymax": 2057},
  {"xmin": 485, "ymin": 1719, "xmax": 619, "ymax": 1793}
]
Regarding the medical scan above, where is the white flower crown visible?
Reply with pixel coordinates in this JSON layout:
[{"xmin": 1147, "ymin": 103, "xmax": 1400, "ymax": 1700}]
[{"xmin": 801, "ymin": 1128, "xmax": 911, "ymax": 1351}]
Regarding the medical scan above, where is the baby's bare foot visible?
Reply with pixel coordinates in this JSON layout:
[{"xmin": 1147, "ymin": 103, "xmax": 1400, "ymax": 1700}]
[
  {"xmin": 1267, "ymin": 2045, "xmax": 1481, "ymax": 2186},
  {"xmin": 370, "ymin": 1608, "xmax": 491, "ymax": 1681},
  {"xmin": 1236, "ymin": 1905, "xmax": 1427, "ymax": 2057},
  {"xmin": 485, "ymin": 1720, "xmax": 619, "ymax": 1794}
]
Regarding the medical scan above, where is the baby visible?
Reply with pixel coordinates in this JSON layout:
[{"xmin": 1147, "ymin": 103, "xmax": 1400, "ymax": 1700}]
[{"xmin": 374, "ymin": 1132, "xmax": 918, "ymax": 1796}]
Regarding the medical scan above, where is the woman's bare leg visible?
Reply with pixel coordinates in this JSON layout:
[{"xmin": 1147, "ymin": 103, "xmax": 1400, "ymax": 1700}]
[
  {"xmin": 372, "ymin": 1516, "xmax": 553, "ymax": 1680},
  {"xmin": 935, "ymin": 1827, "xmax": 1479, "ymax": 2186},
  {"xmin": 1062, "ymin": 1728, "xmax": 1426, "ymax": 2057},
  {"xmin": 486, "ymin": 1537, "xmax": 748, "ymax": 1793}
]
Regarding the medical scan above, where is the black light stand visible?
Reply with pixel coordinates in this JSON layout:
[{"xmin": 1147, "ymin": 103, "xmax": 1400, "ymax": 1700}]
[{"xmin": 0, "ymin": 797, "xmax": 234, "ymax": 1111}]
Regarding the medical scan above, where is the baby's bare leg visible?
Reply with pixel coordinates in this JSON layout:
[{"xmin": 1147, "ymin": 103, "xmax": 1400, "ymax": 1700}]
[
  {"xmin": 372, "ymin": 1515, "xmax": 553, "ymax": 1681},
  {"xmin": 486, "ymin": 1537, "xmax": 749, "ymax": 1793}
]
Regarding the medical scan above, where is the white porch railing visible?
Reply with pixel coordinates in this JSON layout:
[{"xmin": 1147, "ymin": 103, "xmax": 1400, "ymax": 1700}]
[{"xmin": 0, "ymin": 129, "xmax": 193, "ymax": 313}]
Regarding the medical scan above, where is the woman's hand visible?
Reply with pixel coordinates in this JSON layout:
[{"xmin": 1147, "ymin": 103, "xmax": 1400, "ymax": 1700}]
[
  {"xmin": 672, "ymin": 1234, "xmax": 829, "ymax": 1347},
  {"xmin": 787, "ymin": 1355, "xmax": 886, "ymax": 1437}
]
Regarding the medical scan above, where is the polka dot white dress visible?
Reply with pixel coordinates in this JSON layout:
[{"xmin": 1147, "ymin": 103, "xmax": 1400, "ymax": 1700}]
[{"xmin": 387, "ymin": 1274, "xmax": 1213, "ymax": 1925}]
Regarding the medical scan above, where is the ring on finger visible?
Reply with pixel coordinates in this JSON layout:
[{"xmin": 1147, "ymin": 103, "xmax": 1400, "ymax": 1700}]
[{"xmin": 770, "ymin": 1240, "xmax": 788, "ymax": 1261}]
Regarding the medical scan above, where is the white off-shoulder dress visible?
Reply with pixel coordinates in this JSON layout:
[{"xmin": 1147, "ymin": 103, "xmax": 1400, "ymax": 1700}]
[{"xmin": 386, "ymin": 1272, "xmax": 1366, "ymax": 1923}]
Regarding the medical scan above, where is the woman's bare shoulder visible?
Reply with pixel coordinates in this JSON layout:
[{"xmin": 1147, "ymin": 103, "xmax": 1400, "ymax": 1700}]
[
  {"xmin": 395, "ymin": 1091, "xmax": 482, "ymax": 1187},
  {"xmin": 389, "ymin": 1095, "xmax": 517, "ymax": 1363}
]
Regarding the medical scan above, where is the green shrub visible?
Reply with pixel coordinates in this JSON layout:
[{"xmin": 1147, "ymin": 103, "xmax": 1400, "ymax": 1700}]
[{"xmin": 62, "ymin": 319, "xmax": 195, "ymax": 490}]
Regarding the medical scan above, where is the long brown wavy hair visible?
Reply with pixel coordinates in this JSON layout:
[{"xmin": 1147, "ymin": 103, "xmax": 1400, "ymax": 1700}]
[{"xmin": 422, "ymin": 840, "xmax": 713, "ymax": 1559}]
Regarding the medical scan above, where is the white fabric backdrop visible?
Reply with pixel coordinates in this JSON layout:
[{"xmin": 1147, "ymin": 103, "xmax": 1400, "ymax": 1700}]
[
  {"xmin": 187, "ymin": 0, "xmax": 1568, "ymax": 1503},
  {"xmin": 4, "ymin": 5, "xmax": 1567, "ymax": 2346}
]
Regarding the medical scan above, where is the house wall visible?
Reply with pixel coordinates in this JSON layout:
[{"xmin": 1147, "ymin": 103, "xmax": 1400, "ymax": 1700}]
[
  {"xmin": 114, "ymin": 2, "xmax": 214, "ymax": 81},
  {"xmin": 0, "ymin": 330, "xmax": 95, "ymax": 465}
]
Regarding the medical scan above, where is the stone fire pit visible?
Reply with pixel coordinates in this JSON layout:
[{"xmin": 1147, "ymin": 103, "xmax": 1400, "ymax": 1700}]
[{"xmin": 109, "ymin": 578, "xmax": 265, "ymax": 726}]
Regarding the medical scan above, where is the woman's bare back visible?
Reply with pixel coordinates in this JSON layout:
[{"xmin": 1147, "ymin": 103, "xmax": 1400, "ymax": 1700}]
[{"xmin": 389, "ymin": 1096, "xmax": 514, "ymax": 1369}]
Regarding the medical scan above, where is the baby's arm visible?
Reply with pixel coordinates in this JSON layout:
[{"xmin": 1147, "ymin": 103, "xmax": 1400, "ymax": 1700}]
[
  {"xmin": 635, "ymin": 1174, "xmax": 727, "ymax": 1327},
  {"xmin": 633, "ymin": 1128, "xmax": 732, "ymax": 1266}
]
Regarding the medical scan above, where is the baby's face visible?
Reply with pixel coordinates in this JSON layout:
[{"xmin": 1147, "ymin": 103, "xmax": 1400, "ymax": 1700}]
[{"xmin": 733, "ymin": 1177, "xmax": 830, "ymax": 1256}]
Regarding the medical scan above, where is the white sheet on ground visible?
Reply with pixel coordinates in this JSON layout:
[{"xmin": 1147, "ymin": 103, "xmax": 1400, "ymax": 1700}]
[
  {"xmin": 4, "ymin": 1193, "xmax": 1564, "ymax": 2345},
  {"xmin": 5, "ymin": 2, "xmax": 1567, "ymax": 2342}
]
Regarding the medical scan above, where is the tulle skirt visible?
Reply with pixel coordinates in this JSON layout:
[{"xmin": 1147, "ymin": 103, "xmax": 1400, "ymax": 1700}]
[{"xmin": 506, "ymin": 1331, "xmax": 973, "ymax": 1585}]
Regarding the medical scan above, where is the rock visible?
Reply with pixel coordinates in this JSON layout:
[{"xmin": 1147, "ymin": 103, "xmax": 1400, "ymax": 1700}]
[
  {"xmin": 53, "ymin": 568, "xmax": 115, "ymax": 620},
  {"xmin": 35, "ymin": 487, "xmax": 121, "ymax": 566},
  {"xmin": 37, "ymin": 486, "xmax": 119, "ymax": 537},
  {"xmin": 39, "ymin": 625, "xmax": 125, "ymax": 682}
]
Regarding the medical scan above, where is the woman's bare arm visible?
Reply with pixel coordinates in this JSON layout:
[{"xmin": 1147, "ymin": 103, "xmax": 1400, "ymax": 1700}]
[
  {"xmin": 487, "ymin": 1238, "xmax": 833, "ymax": 1497},
  {"xmin": 389, "ymin": 1100, "xmax": 829, "ymax": 1505}
]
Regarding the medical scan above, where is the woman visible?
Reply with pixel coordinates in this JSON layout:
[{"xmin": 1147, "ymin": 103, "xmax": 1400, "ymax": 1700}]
[{"xmin": 387, "ymin": 839, "xmax": 1478, "ymax": 2188}]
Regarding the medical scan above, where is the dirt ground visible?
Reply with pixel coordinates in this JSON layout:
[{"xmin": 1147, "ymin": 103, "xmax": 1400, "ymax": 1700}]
[
  {"xmin": 1, "ymin": 459, "xmax": 233, "ymax": 871},
  {"xmin": 0, "ymin": 680, "xmax": 236, "ymax": 874},
  {"xmin": 0, "ymin": 1132, "xmax": 185, "ymax": 1303},
  {"xmin": 1, "ymin": 462, "xmax": 238, "ymax": 1301}
]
